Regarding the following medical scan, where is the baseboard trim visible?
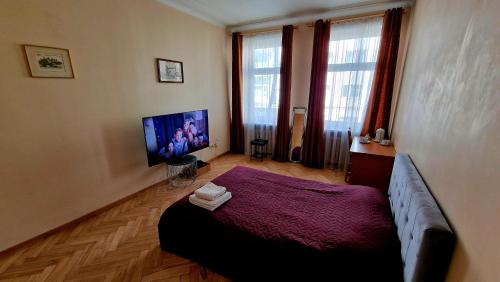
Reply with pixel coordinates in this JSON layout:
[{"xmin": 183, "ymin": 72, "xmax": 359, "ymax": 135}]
[{"xmin": 0, "ymin": 151, "xmax": 230, "ymax": 256}]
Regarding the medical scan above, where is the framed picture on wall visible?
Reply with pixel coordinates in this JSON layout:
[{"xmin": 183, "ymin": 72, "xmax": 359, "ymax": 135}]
[
  {"xmin": 157, "ymin": 58, "xmax": 184, "ymax": 83},
  {"xmin": 23, "ymin": 45, "xmax": 74, "ymax": 78}
]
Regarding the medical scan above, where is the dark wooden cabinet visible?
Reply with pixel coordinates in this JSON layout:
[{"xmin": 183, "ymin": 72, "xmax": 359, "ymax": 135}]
[{"xmin": 349, "ymin": 137, "xmax": 396, "ymax": 193}]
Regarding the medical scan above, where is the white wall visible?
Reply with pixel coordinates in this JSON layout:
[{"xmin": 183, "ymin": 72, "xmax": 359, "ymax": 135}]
[
  {"xmin": 0, "ymin": 0, "xmax": 230, "ymax": 251},
  {"xmin": 392, "ymin": 0, "xmax": 500, "ymax": 281}
]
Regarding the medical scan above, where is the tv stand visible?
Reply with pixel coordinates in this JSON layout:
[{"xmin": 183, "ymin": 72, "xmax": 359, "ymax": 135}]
[{"xmin": 165, "ymin": 155, "xmax": 197, "ymax": 187}]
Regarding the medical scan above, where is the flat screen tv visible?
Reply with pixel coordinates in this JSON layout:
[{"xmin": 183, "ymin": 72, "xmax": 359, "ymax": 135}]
[{"xmin": 142, "ymin": 109, "xmax": 209, "ymax": 166}]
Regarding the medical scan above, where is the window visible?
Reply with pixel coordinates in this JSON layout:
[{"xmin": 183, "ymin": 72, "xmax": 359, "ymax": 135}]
[
  {"xmin": 341, "ymin": 84, "xmax": 361, "ymax": 97},
  {"xmin": 324, "ymin": 18, "xmax": 382, "ymax": 134},
  {"xmin": 345, "ymin": 49, "xmax": 368, "ymax": 63},
  {"xmin": 242, "ymin": 32, "xmax": 282, "ymax": 126}
]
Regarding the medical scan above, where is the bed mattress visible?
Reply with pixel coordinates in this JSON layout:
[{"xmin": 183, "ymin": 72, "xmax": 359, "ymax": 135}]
[{"xmin": 158, "ymin": 166, "xmax": 402, "ymax": 281}]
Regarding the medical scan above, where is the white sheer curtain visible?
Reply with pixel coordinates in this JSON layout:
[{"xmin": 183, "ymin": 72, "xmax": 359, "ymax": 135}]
[
  {"xmin": 324, "ymin": 18, "xmax": 382, "ymax": 170},
  {"xmin": 242, "ymin": 32, "xmax": 282, "ymax": 155}
]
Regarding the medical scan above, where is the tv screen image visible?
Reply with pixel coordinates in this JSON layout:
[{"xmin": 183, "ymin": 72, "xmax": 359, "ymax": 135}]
[{"xmin": 142, "ymin": 109, "xmax": 209, "ymax": 166}]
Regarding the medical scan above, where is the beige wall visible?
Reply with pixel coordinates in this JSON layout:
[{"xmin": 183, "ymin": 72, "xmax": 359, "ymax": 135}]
[
  {"xmin": 0, "ymin": 0, "xmax": 229, "ymax": 251},
  {"xmin": 392, "ymin": 0, "xmax": 500, "ymax": 281},
  {"xmin": 290, "ymin": 24, "xmax": 314, "ymax": 109}
]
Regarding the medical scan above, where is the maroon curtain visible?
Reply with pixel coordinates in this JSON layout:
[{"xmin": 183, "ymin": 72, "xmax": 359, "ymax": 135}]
[
  {"xmin": 273, "ymin": 25, "xmax": 294, "ymax": 162},
  {"xmin": 230, "ymin": 32, "xmax": 245, "ymax": 154},
  {"xmin": 302, "ymin": 20, "xmax": 331, "ymax": 168},
  {"xmin": 361, "ymin": 8, "xmax": 403, "ymax": 138}
]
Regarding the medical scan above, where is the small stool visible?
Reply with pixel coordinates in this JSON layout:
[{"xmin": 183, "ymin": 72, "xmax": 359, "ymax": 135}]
[{"xmin": 250, "ymin": 139, "xmax": 268, "ymax": 161}]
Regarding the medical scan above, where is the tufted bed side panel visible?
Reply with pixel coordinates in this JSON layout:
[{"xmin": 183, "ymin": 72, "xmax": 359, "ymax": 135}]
[{"xmin": 388, "ymin": 154, "xmax": 455, "ymax": 282}]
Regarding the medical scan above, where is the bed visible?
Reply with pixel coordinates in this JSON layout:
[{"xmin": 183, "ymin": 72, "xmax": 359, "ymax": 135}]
[{"xmin": 158, "ymin": 154, "xmax": 455, "ymax": 281}]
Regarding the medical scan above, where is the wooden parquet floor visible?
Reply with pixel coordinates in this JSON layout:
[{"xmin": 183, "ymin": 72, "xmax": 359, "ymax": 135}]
[{"xmin": 0, "ymin": 154, "xmax": 346, "ymax": 281}]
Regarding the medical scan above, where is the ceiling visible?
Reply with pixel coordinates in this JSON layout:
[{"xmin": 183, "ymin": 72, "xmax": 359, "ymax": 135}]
[{"xmin": 157, "ymin": 0, "xmax": 405, "ymax": 28}]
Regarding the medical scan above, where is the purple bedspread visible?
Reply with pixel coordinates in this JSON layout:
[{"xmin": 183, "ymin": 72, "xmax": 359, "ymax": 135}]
[{"xmin": 158, "ymin": 166, "xmax": 402, "ymax": 281}]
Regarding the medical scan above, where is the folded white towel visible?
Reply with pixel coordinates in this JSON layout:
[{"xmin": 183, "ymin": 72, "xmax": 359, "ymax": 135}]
[
  {"xmin": 189, "ymin": 192, "xmax": 232, "ymax": 211},
  {"xmin": 194, "ymin": 182, "xmax": 227, "ymax": 201}
]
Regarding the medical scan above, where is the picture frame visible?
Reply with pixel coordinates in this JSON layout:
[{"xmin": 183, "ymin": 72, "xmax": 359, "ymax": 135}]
[
  {"xmin": 157, "ymin": 58, "xmax": 184, "ymax": 83},
  {"xmin": 23, "ymin": 45, "xmax": 74, "ymax": 78}
]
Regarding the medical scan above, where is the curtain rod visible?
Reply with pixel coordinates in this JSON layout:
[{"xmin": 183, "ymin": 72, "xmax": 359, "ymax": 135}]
[
  {"xmin": 239, "ymin": 26, "xmax": 298, "ymax": 36},
  {"xmin": 230, "ymin": 1, "xmax": 413, "ymax": 33},
  {"xmin": 305, "ymin": 12, "xmax": 384, "ymax": 27},
  {"xmin": 330, "ymin": 12, "xmax": 384, "ymax": 25},
  {"xmin": 306, "ymin": 9, "xmax": 408, "ymax": 27},
  {"xmin": 235, "ymin": 8, "xmax": 409, "ymax": 36}
]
